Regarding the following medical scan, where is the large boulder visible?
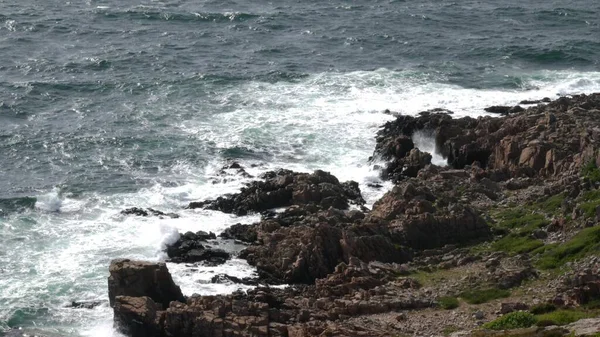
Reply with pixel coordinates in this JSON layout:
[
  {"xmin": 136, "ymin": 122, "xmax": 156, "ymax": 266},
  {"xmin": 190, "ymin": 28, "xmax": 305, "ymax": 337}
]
[
  {"xmin": 164, "ymin": 231, "xmax": 230, "ymax": 265},
  {"xmin": 108, "ymin": 259, "xmax": 185, "ymax": 308},
  {"xmin": 187, "ymin": 169, "xmax": 364, "ymax": 215}
]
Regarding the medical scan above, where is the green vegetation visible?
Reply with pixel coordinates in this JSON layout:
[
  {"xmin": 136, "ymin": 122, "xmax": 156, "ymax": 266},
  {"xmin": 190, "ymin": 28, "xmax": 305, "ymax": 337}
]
[
  {"xmin": 442, "ymin": 325, "xmax": 459, "ymax": 336},
  {"xmin": 482, "ymin": 311, "xmax": 537, "ymax": 330},
  {"xmin": 529, "ymin": 303, "xmax": 556, "ymax": 315},
  {"xmin": 491, "ymin": 233, "xmax": 544, "ymax": 254},
  {"xmin": 539, "ymin": 193, "xmax": 566, "ymax": 215},
  {"xmin": 482, "ymin": 308, "xmax": 600, "ymax": 331},
  {"xmin": 438, "ymin": 296, "xmax": 459, "ymax": 310},
  {"xmin": 537, "ymin": 226, "xmax": 600, "ymax": 269},
  {"xmin": 459, "ymin": 288, "xmax": 510, "ymax": 304},
  {"xmin": 485, "ymin": 208, "xmax": 549, "ymax": 255},
  {"xmin": 535, "ymin": 309, "xmax": 594, "ymax": 326},
  {"xmin": 580, "ymin": 190, "xmax": 600, "ymax": 219},
  {"xmin": 583, "ymin": 161, "xmax": 600, "ymax": 184},
  {"xmin": 494, "ymin": 210, "xmax": 549, "ymax": 232}
]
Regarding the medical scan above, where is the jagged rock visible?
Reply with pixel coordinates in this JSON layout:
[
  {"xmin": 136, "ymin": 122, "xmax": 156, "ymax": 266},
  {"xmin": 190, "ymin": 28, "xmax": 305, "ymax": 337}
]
[
  {"xmin": 375, "ymin": 93, "xmax": 600, "ymax": 179},
  {"xmin": 210, "ymin": 274, "xmax": 259, "ymax": 286},
  {"xmin": 368, "ymin": 181, "xmax": 491, "ymax": 249},
  {"xmin": 164, "ymin": 231, "xmax": 230, "ymax": 265},
  {"xmin": 108, "ymin": 259, "xmax": 184, "ymax": 308},
  {"xmin": 188, "ymin": 169, "xmax": 364, "ymax": 215},
  {"xmin": 121, "ymin": 207, "xmax": 180, "ymax": 219},
  {"xmin": 113, "ymin": 296, "xmax": 161, "ymax": 337},
  {"xmin": 219, "ymin": 223, "xmax": 258, "ymax": 243},
  {"xmin": 66, "ymin": 300, "xmax": 105, "ymax": 309}
]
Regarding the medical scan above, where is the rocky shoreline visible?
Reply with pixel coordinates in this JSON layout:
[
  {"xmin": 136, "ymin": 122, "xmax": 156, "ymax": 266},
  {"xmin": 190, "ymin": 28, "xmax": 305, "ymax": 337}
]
[{"xmin": 109, "ymin": 93, "xmax": 600, "ymax": 336}]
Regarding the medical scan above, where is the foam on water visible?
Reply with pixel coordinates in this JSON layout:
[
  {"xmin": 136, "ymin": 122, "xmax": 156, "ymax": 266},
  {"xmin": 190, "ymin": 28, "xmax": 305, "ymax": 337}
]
[{"xmin": 2, "ymin": 68, "xmax": 600, "ymax": 336}]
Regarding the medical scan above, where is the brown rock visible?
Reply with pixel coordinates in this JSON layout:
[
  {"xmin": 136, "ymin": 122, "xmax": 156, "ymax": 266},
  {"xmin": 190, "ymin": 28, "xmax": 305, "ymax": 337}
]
[{"xmin": 108, "ymin": 259, "xmax": 185, "ymax": 308}]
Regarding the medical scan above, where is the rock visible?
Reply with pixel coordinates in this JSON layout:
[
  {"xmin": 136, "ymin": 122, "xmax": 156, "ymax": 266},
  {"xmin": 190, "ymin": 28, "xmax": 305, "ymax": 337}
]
[
  {"xmin": 369, "ymin": 181, "xmax": 491, "ymax": 249},
  {"xmin": 113, "ymin": 296, "xmax": 161, "ymax": 337},
  {"xmin": 165, "ymin": 231, "xmax": 230, "ymax": 265},
  {"xmin": 67, "ymin": 300, "xmax": 105, "ymax": 309},
  {"xmin": 121, "ymin": 207, "xmax": 149, "ymax": 216},
  {"xmin": 374, "ymin": 93, "xmax": 600, "ymax": 178},
  {"xmin": 188, "ymin": 170, "xmax": 364, "ymax": 215},
  {"xmin": 500, "ymin": 302, "xmax": 530, "ymax": 314},
  {"xmin": 219, "ymin": 223, "xmax": 258, "ymax": 243},
  {"xmin": 484, "ymin": 106, "xmax": 513, "ymax": 115},
  {"xmin": 473, "ymin": 310, "xmax": 485, "ymax": 320},
  {"xmin": 120, "ymin": 207, "xmax": 180, "ymax": 219},
  {"xmin": 108, "ymin": 259, "xmax": 185, "ymax": 308},
  {"xmin": 210, "ymin": 274, "xmax": 259, "ymax": 286},
  {"xmin": 519, "ymin": 99, "xmax": 545, "ymax": 105},
  {"xmin": 566, "ymin": 317, "xmax": 600, "ymax": 336}
]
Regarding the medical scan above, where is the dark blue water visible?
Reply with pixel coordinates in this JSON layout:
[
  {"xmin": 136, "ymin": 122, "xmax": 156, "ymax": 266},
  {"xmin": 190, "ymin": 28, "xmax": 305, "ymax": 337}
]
[{"xmin": 0, "ymin": 1, "xmax": 599, "ymax": 336}]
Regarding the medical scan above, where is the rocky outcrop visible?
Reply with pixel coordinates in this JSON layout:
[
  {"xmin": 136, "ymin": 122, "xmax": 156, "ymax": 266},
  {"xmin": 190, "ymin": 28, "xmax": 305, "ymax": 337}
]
[
  {"xmin": 374, "ymin": 93, "xmax": 600, "ymax": 180},
  {"xmin": 112, "ymin": 258, "xmax": 433, "ymax": 337},
  {"xmin": 368, "ymin": 180, "xmax": 491, "ymax": 249},
  {"xmin": 219, "ymin": 223, "xmax": 258, "ymax": 243},
  {"xmin": 187, "ymin": 169, "xmax": 365, "ymax": 215},
  {"xmin": 108, "ymin": 259, "xmax": 185, "ymax": 308},
  {"xmin": 164, "ymin": 231, "xmax": 230, "ymax": 265}
]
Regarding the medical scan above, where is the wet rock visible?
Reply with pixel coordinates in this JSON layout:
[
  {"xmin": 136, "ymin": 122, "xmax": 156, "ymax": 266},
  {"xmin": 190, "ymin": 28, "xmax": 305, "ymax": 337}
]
[
  {"xmin": 120, "ymin": 207, "xmax": 180, "ymax": 219},
  {"xmin": 108, "ymin": 259, "xmax": 184, "ymax": 308},
  {"xmin": 165, "ymin": 230, "xmax": 230, "ymax": 264},
  {"xmin": 188, "ymin": 169, "xmax": 364, "ymax": 215},
  {"xmin": 219, "ymin": 223, "xmax": 258, "ymax": 243},
  {"xmin": 484, "ymin": 106, "xmax": 513, "ymax": 115},
  {"xmin": 210, "ymin": 274, "xmax": 259, "ymax": 286},
  {"xmin": 67, "ymin": 300, "xmax": 105, "ymax": 309}
]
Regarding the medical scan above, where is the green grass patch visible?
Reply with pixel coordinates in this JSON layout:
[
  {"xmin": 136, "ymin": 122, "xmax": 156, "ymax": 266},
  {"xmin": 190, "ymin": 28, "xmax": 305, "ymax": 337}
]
[
  {"xmin": 580, "ymin": 190, "xmax": 600, "ymax": 219},
  {"xmin": 491, "ymin": 233, "xmax": 544, "ymax": 255},
  {"xmin": 582, "ymin": 190, "xmax": 600, "ymax": 202},
  {"xmin": 583, "ymin": 161, "xmax": 600, "ymax": 184},
  {"xmin": 438, "ymin": 296, "xmax": 459, "ymax": 310},
  {"xmin": 442, "ymin": 325, "xmax": 459, "ymax": 336},
  {"xmin": 459, "ymin": 288, "xmax": 510, "ymax": 304},
  {"xmin": 580, "ymin": 201, "xmax": 600, "ymax": 219},
  {"xmin": 539, "ymin": 193, "xmax": 566, "ymax": 214},
  {"xmin": 494, "ymin": 210, "xmax": 549, "ymax": 233},
  {"xmin": 536, "ymin": 309, "xmax": 594, "ymax": 325},
  {"xmin": 482, "ymin": 311, "xmax": 537, "ymax": 330},
  {"xmin": 537, "ymin": 226, "xmax": 600, "ymax": 269}
]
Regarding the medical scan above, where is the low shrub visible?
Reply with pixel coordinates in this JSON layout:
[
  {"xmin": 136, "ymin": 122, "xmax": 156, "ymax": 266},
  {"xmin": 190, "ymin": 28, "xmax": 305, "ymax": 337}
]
[
  {"xmin": 459, "ymin": 288, "xmax": 510, "ymax": 304},
  {"xmin": 539, "ymin": 193, "xmax": 565, "ymax": 214},
  {"xmin": 492, "ymin": 234, "xmax": 544, "ymax": 254},
  {"xmin": 583, "ymin": 161, "xmax": 600, "ymax": 184},
  {"xmin": 482, "ymin": 311, "xmax": 537, "ymax": 330},
  {"xmin": 535, "ymin": 309, "xmax": 593, "ymax": 325},
  {"xmin": 438, "ymin": 296, "xmax": 459, "ymax": 310}
]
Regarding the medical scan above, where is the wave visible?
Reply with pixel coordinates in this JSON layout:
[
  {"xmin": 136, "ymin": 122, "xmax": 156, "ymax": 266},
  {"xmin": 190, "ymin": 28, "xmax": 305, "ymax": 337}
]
[{"xmin": 95, "ymin": 8, "xmax": 261, "ymax": 24}]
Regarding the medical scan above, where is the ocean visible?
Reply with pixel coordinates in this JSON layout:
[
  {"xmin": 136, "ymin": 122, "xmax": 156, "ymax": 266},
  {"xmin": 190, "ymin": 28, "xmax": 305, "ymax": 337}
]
[{"xmin": 0, "ymin": 0, "xmax": 599, "ymax": 335}]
